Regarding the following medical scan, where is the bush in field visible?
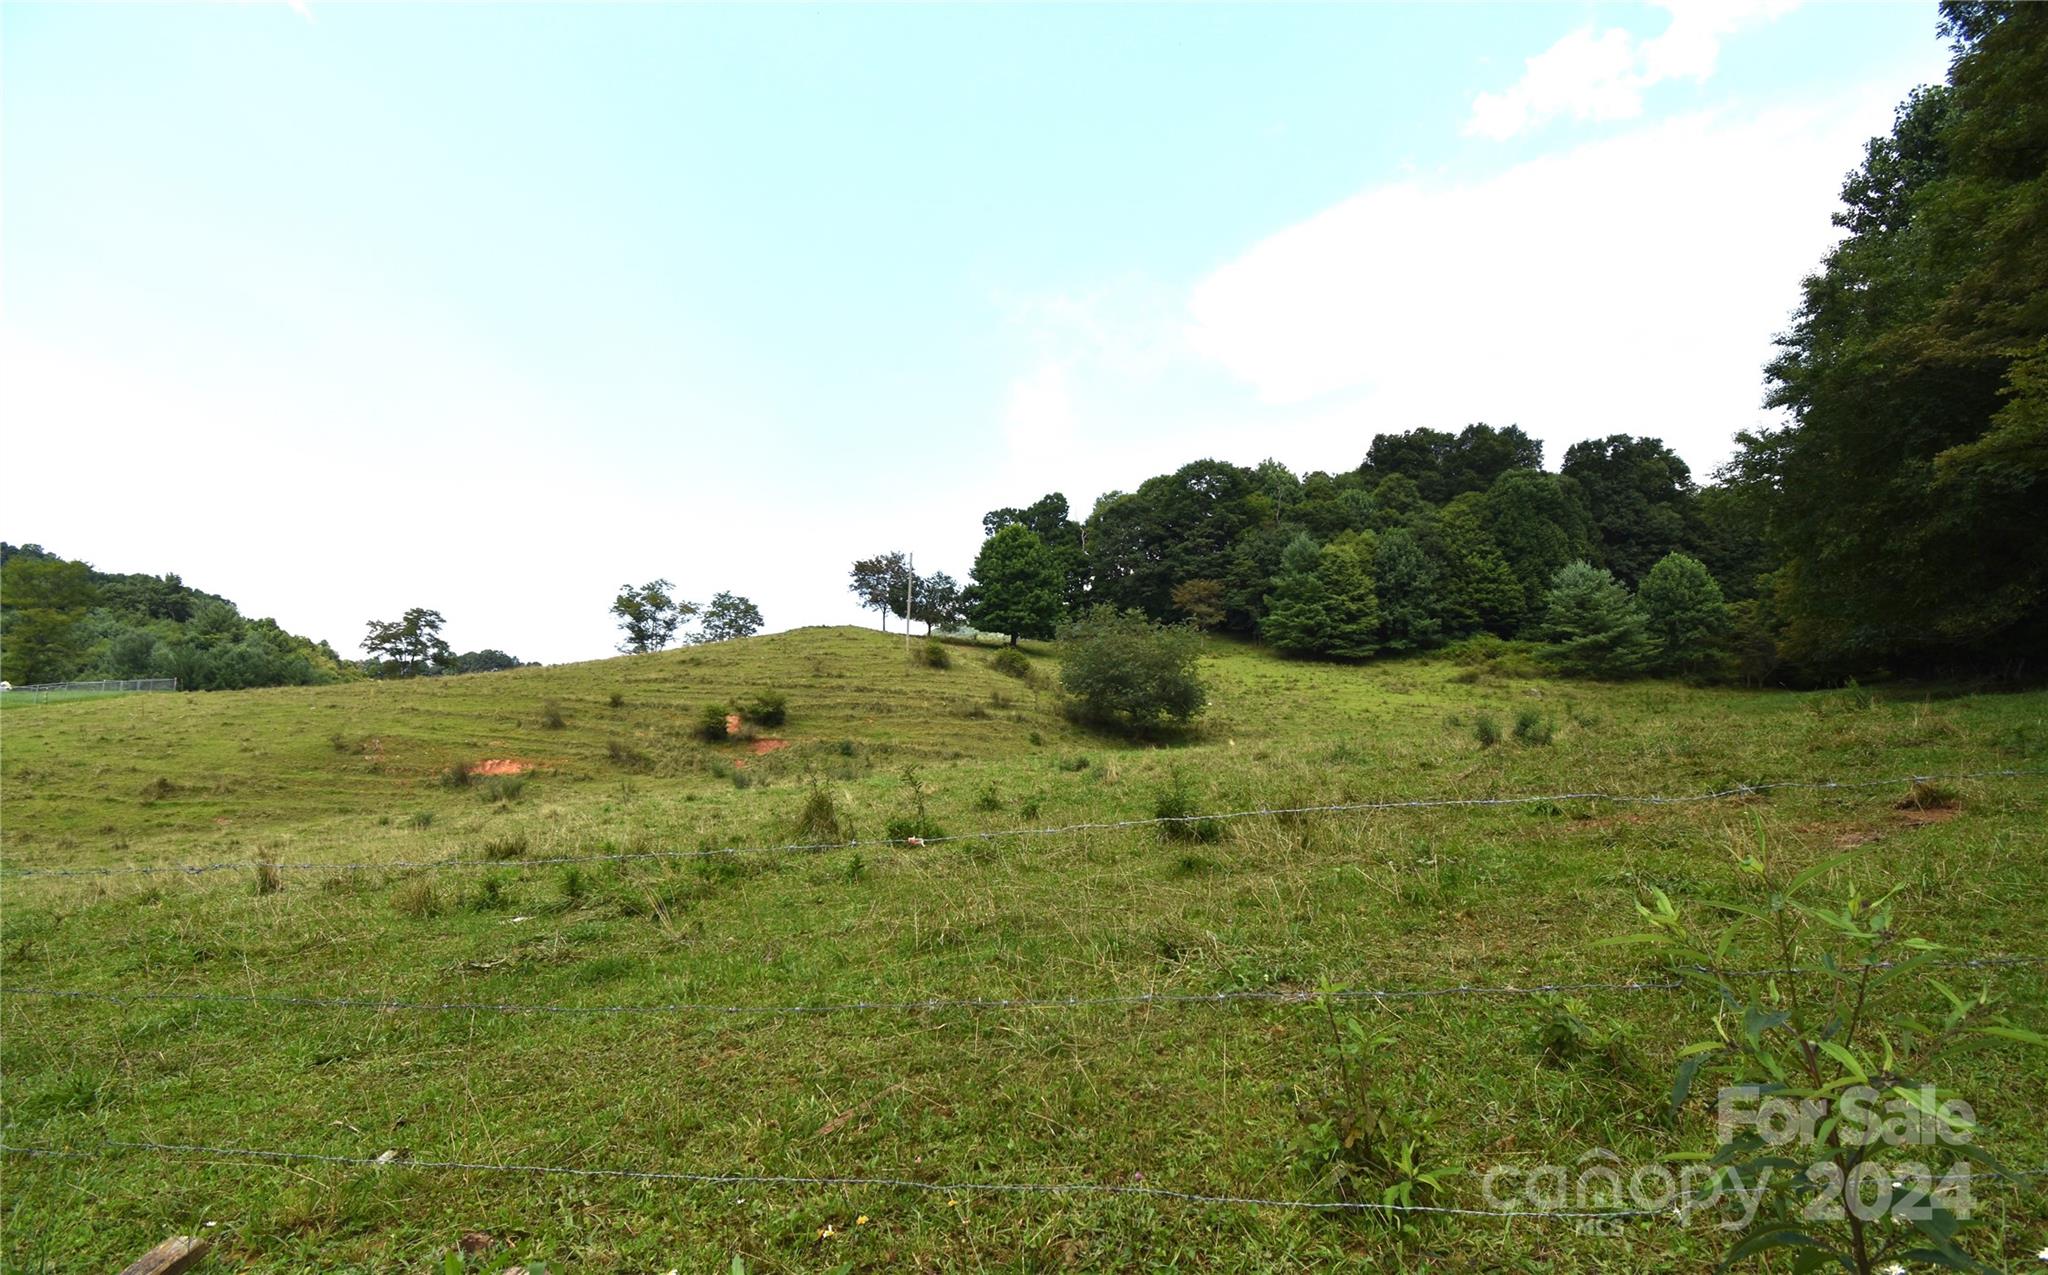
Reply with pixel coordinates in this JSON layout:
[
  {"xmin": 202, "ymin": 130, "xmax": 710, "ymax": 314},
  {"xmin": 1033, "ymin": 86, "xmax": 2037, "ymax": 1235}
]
[
  {"xmin": 696, "ymin": 704, "xmax": 731, "ymax": 742},
  {"xmin": 916, "ymin": 638, "xmax": 952, "ymax": 669},
  {"xmin": 990, "ymin": 648, "xmax": 1031, "ymax": 679},
  {"xmin": 744, "ymin": 691, "xmax": 788, "ymax": 727},
  {"xmin": 1057, "ymin": 606, "xmax": 1207, "ymax": 736},
  {"xmin": 1638, "ymin": 551, "xmax": 1731, "ymax": 676}
]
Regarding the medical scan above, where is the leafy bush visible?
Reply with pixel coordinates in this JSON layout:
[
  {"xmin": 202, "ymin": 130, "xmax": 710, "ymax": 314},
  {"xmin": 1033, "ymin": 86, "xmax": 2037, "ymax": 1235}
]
[
  {"xmin": 696, "ymin": 704, "xmax": 732, "ymax": 742},
  {"xmin": 440, "ymin": 761, "xmax": 474, "ymax": 789},
  {"xmin": 540, "ymin": 701, "xmax": 567, "ymax": 730},
  {"xmin": 1154, "ymin": 771, "xmax": 1222, "ymax": 843},
  {"xmin": 1511, "ymin": 708, "xmax": 1554, "ymax": 745},
  {"xmin": 1287, "ymin": 995, "xmax": 1455, "ymax": 1221},
  {"xmin": 990, "ymin": 648, "xmax": 1031, "ymax": 679},
  {"xmin": 917, "ymin": 638, "xmax": 952, "ymax": 669},
  {"xmin": 606, "ymin": 738, "xmax": 650, "ymax": 770},
  {"xmin": 607, "ymin": 690, "xmax": 626, "ymax": 708},
  {"xmin": 744, "ymin": 691, "xmax": 788, "ymax": 727},
  {"xmin": 1057, "ymin": 606, "xmax": 1208, "ymax": 736},
  {"xmin": 1473, "ymin": 713, "xmax": 1501, "ymax": 748}
]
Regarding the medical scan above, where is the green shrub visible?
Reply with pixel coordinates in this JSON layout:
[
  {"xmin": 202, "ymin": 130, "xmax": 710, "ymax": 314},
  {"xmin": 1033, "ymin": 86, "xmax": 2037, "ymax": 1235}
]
[
  {"xmin": 1154, "ymin": 771, "xmax": 1222, "ymax": 843},
  {"xmin": 1057, "ymin": 606, "xmax": 1207, "ymax": 736},
  {"xmin": 606, "ymin": 738, "xmax": 650, "ymax": 770},
  {"xmin": 917, "ymin": 638, "xmax": 952, "ymax": 669},
  {"xmin": 440, "ymin": 761, "xmax": 475, "ymax": 789},
  {"xmin": 744, "ymin": 691, "xmax": 788, "ymax": 727},
  {"xmin": 480, "ymin": 775, "xmax": 528, "ymax": 804},
  {"xmin": 1511, "ymin": 708, "xmax": 1554, "ymax": 745},
  {"xmin": 540, "ymin": 700, "xmax": 567, "ymax": 730},
  {"xmin": 697, "ymin": 704, "xmax": 732, "ymax": 742},
  {"xmin": 607, "ymin": 690, "xmax": 626, "ymax": 708},
  {"xmin": 253, "ymin": 859, "xmax": 283, "ymax": 896},
  {"xmin": 405, "ymin": 810, "xmax": 434, "ymax": 830},
  {"xmin": 990, "ymin": 648, "xmax": 1031, "ymax": 679},
  {"xmin": 1473, "ymin": 713, "xmax": 1501, "ymax": 748},
  {"xmin": 391, "ymin": 878, "xmax": 442, "ymax": 918}
]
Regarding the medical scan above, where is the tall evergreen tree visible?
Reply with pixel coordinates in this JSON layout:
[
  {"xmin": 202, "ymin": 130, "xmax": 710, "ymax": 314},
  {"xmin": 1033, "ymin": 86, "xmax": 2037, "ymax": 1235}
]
[
  {"xmin": 1429, "ymin": 494, "xmax": 1526, "ymax": 637},
  {"xmin": 1484, "ymin": 469, "xmax": 1593, "ymax": 621},
  {"xmin": 1638, "ymin": 552, "xmax": 1730, "ymax": 675},
  {"xmin": 1374, "ymin": 527, "xmax": 1441, "ymax": 653},
  {"xmin": 1542, "ymin": 561, "xmax": 1654, "ymax": 678}
]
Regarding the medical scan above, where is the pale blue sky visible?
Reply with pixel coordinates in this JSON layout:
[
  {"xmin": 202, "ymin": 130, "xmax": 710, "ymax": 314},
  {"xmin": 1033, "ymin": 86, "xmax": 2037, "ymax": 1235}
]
[{"xmin": 2, "ymin": 2, "xmax": 1951, "ymax": 662}]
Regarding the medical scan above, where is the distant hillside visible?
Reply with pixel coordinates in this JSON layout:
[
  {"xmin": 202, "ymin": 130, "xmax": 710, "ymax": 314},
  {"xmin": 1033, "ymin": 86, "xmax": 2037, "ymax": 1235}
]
[{"xmin": 0, "ymin": 542, "xmax": 352, "ymax": 689}]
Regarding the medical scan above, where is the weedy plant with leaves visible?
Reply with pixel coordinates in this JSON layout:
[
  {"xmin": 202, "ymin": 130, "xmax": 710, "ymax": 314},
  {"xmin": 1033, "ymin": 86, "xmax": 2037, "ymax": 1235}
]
[
  {"xmin": 1286, "ymin": 989, "xmax": 1458, "ymax": 1230},
  {"xmin": 1605, "ymin": 818, "xmax": 2045, "ymax": 1274}
]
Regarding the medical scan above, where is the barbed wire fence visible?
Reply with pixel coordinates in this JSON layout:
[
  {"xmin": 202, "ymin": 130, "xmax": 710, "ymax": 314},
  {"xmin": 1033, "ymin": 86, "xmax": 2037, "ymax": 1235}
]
[
  {"xmin": 4, "ymin": 765, "xmax": 2045, "ymax": 1237},
  {"xmin": 0, "ymin": 677, "xmax": 176, "ymax": 706},
  {"xmin": 4, "ymin": 765, "xmax": 2039, "ymax": 881}
]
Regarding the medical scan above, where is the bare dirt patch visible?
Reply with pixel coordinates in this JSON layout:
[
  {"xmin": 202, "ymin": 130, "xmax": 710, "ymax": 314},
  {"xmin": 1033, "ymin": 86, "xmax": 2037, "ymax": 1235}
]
[
  {"xmin": 471, "ymin": 759, "xmax": 533, "ymax": 776},
  {"xmin": 731, "ymin": 739, "xmax": 790, "ymax": 769}
]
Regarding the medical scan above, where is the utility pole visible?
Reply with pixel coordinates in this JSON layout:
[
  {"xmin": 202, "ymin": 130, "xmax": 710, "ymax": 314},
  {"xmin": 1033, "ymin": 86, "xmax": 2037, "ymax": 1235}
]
[{"xmin": 904, "ymin": 552, "xmax": 915, "ymax": 658}]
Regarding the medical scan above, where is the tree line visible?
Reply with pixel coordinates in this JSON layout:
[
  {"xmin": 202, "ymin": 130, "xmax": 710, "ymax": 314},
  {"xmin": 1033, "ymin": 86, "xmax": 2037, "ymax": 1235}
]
[{"xmin": 915, "ymin": 4, "xmax": 2044, "ymax": 682}]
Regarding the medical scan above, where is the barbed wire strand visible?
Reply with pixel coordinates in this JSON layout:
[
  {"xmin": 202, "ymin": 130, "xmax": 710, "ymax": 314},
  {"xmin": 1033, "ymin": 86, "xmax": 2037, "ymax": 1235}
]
[
  {"xmin": 6, "ymin": 1140, "xmax": 2040, "ymax": 1219},
  {"xmin": 6, "ymin": 957, "xmax": 2037, "ymax": 1021},
  {"xmin": 0, "ymin": 1140, "xmax": 1668, "ymax": 1218},
  {"xmin": 3, "ymin": 767, "xmax": 2038, "ymax": 881}
]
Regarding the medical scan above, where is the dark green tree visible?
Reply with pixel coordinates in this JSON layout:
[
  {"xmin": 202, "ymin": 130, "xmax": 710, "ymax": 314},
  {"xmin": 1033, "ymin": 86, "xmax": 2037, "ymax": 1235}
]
[
  {"xmin": 968, "ymin": 525, "xmax": 1062, "ymax": 646},
  {"xmin": 364, "ymin": 607, "xmax": 454, "ymax": 677},
  {"xmin": 1638, "ymin": 552, "xmax": 1731, "ymax": 675},
  {"xmin": 1484, "ymin": 469, "xmax": 1594, "ymax": 620},
  {"xmin": 848, "ymin": 553, "xmax": 909, "ymax": 632},
  {"xmin": 1374, "ymin": 527, "xmax": 1441, "ymax": 653},
  {"xmin": 1260, "ymin": 534, "xmax": 1380, "ymax": 659},
  {"xmin": 1541, "ymin": 562, "xmax": 1654, "ymax": 678},
  {"xmin": 1427, "ymin": 493, "xmax": 1526, "ymax": 637},
  {"xmin": 0, "ymin": 555, "xmax": 98, "ymax": 684},
  {"xmin": 698, "ymin": 592, "xmax": 765, "ymax": 643},
  {"xmin": 1560, "ymin": 435, "xmax": 1700, "ymax": 587},
  {"xmin": 611, "ymin": 581, "xmax": 692, "ymax": 654},
  {"xmin": 983, "ymin": 493, "xmax": 1090, "ymax": 613},
  {"xmin": 1743, "ymin": 3, "xmax": 2048, "ymax": 669}
]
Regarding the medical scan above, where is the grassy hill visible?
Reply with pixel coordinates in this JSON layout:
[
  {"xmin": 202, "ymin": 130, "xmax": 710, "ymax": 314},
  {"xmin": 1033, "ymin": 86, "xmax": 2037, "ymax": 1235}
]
[{"xmin": 3, "ymin": 627, "xmax": 2045, "ymax": 1270}]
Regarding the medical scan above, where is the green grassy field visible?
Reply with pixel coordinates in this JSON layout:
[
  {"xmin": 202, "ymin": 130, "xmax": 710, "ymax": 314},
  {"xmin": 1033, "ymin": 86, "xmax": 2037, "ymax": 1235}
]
[{"xmin": 2, "ymin": 627, "xmax": 2044, "ymax": 1272}]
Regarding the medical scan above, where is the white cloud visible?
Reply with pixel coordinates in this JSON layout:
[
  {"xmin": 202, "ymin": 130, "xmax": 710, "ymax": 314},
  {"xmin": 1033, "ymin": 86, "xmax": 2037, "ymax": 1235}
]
[
  {"xmin": 1467, "ymin": 1, "xmax": 1798, "ymax": 141},
  {"xmin": 1085, "ymin": 88, "xmax": 1914, "ymax": 481}
]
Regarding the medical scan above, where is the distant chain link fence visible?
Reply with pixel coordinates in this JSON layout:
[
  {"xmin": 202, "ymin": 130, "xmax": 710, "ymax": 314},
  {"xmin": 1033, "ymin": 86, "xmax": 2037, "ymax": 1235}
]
[{"xmin": 0, "ymin": 678, "xmax": 177, "ymax": 704}]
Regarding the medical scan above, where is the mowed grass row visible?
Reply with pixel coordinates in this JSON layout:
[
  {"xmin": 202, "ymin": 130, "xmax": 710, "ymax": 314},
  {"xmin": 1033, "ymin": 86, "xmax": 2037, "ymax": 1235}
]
[{"xmin": 3, "ymin": 629, "xmax": 2045, "ymax": 1269}]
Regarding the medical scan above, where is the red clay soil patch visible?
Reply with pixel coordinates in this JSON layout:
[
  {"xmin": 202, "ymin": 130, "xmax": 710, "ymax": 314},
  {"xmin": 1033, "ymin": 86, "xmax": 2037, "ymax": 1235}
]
[
  {"xmin": 726, "ymin": 713, "xmax": 743, "ymax": 735},
  {"xmin": 731, "ymin": 739, "xmax": 790, "ymax": 769},
  {"xmin": 471, "ymin": 759, "xmax": 533, "ymax": 776}
]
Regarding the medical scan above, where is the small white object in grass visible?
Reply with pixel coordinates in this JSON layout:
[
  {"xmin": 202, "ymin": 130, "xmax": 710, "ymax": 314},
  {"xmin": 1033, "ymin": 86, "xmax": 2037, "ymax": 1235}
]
[
  {"xmin": 374, "ymin": 1149, "xmax": 402, "ymax": 1164},
  {"xmin": 508, "ymin": 915, "xmax": 532, "ymax": 923},
  {"xmin": 905, "ymin": 836, "xmax": 923, "ymax": 847}
]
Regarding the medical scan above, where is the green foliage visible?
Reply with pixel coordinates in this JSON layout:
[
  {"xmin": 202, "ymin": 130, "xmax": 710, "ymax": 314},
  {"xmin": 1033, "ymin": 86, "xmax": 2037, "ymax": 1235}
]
[
  {"xmin": 915, "ymin": 638, "xmax": 951, "ymax": 669},
  {"xmin": 364, "ymin": 608, "xmax": 453, "ymax": 678},
  {"xmin": 1741, "ymin": 6, "xmax": 2048, "ymax": 671},
  {"xmin": 1483, "ymin": 470, "xmax": 1594, "ymax": 619},
  {"xmin": 1560, "ymin": 435, "xmax": 1699, "ymax": 588},
  {"xmin": 1510, "ymin": 707, "xmax": 1553, "ymax": 745},
  {"xmin": 696, "ymin": 704, "xmax": 731, "ymax": 741},
  {"xmin": 1472, "ymin": 713, "xmax": 1501, "ymax": 748},
  {"xmin": 1153, "ymin": 770, "xmax": 1222, "ymax": 843},
  {"xmin": 539, "ymin": 700, "xmax": 566, "ymax": 730},
  {"xmin": 698, "ymin": 592, "xmax": 764, "ymax": 644},
  {"xmin": 989, "ymin": 647, "xmax": 1031, "ymax": 679},
  {"xmin": 1611, "ymin": 821, "xmax": 2044, "ymax": 1274},
  {"xmin": 1638, "ymin": 552, "xmax": 1731, "ymax": 675},
  {"xmin": 792, "ymin": 783, "xmax": 849, "ymax": 844},
  {"xmin": 440, "ymin": 761, "xmax": 475, "ymax": 788},
  {"xmin": 1056, "ymin": 606, "xmax": 1207, "ymax": 735},
  {"xmin": 848, "ymin": 552, "xmax": 909, "ymax": 632},
  {"xmin": 0, "ymin": 555, "xmax": 97, "ymax": 685},
  {"xmin": 1542, "ymin": 561, "xmax": 1654, "ymax": 678},
  {"xmin": 1373, "ymin": 527, "xmax": 1441, "ymax": 653},
  {"xmin": 1261, "ymin": 535, "xmax": 1381, "ymax": 659},
  {"xmin": 1287, "ymin": 995, "xmax": 1457, "ymax": 1222},
  {"xmin": 479, "ymin": 775, "xmax": 527, "ymax": 804},
  {"xmin": 611, "ymin": 580, "xmax": 693, "ymax": 655},
  {"xmin": 742, "ymin": 690, "xmax": 788, "ymax": 726},
  {"xmin": 967, "ymin": 525, "xmax": 1063, "ymax": 645}
]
